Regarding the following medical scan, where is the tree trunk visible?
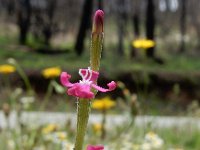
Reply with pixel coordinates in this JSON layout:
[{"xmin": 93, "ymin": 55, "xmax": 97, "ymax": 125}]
[
  {"xmin": 6, "ymin": 0, "xmax": 15, "ymax": 15},
  {"xmin": 17, "ymin": 0, "xmax": 31, "ymax": 45},
  {"xmin": 179, "ymin": 0, "xmax": 187, "ymax": 53},
  {"xmin": 43, "ymin": 0, "xmax": 57, "ymax": 46},
  {"xmin": 131, "ymin": 0, "xmax": 140, "ymax": 58},
  {"xmin": 117, "ymin": 0, "xmax": 127, "ymax": 56},
  {"xmin": 132, "ymin": 0, "xmax": 140, "ymax": 38},
  {"xmin": 133, "ymin": 14, "xmax": 140, "ymax": 37},
  {"xmin": 145, "ymin": 0, "xmax": 155, "ymax": 58},
  {"xmin": 131, "ymin": 13, "xmax": 140, "ymax": 58},
  {"xmin": 74, "ymin": 0, "xmax": 93, "ymax": 56}
]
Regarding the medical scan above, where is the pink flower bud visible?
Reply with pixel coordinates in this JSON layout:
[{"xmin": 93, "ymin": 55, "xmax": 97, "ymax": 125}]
[{"xmin": 92, "ymin": 9, "xmax": 104, "ymax": 34}]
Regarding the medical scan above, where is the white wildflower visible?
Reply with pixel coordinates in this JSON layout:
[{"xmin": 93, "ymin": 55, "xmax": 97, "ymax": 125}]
[{"xmin": 61, "ymin": 141, "xmax": 74, "ymax": 150}]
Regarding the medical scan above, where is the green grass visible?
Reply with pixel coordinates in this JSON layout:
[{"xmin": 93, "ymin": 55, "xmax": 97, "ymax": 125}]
[
  {"xmin": 0, "ymin": 119, "xmax": 199, "ymax": 150},
  {"xmin": 1, "ymin": 45, "xmax": 200, "ymax": 74},
  {"xmin": 0, "ymin": 34, "xmax": 200, "ymax": 116},
  {"xmin": 0, "ymin": 30, "xmax": 200, "ymax": 77},
  {"xmin": 158, "ymin": 126, "xmax": 200, "ymax": 150},
  {"xmin": 107, "ymin": 123, "xmax": 200, "ymax": 149},
  {"xmin": 1, "ymin": 16, "xmax": 200, "ymax": 150}
]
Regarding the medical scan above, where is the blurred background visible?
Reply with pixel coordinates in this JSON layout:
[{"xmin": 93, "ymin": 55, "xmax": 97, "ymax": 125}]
[
  {"xmin": 1, "ymin": 0, "xmax": 200, "ymax": 149},
  {"xmin": 0, "ymin": 0, "xmax": 200, "ymax": 115}
]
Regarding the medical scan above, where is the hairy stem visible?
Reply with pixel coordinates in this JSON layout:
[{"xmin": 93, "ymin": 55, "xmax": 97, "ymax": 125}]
[
  {"xmin": 90, "ymin": 33, "xmax": 104, "ymax": 71},
  {"xmin": 74, "ymin": 33, "xmax": 103, "ymax": 150},
  {"xmin": 74, "ymin": 99, "xmax": 91, "ymax": 150}
]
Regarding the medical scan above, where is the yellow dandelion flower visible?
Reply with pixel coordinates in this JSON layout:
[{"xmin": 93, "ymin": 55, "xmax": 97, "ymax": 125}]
[
  {"xmin": 42, "ymin": 67, "xmax": 61, "ymax": 79},
  {"xmin": 92, "ymin": 97, "xmax": 116, "ymax": 110},
  {"xmin": 55, "ymin": 132, "xmax": 67, "ymax": 141},
  {"xmin": 143, "ymin": 40, "xmax": 155, "ymax": 49},
  {"xmin": 145, "ymin": 131, "xmax": 157, "ymax": 139},
  {"xmin": 0, "ymin": 64, "xmax": 16, "ymax": 74},
  {"xmin": 132, "ymin": 39, "xmax": 155, "ymax": 49},
  {"xmin": 132, "ymin": 40, "xmax": 144, "ymax": 49},
  {"xmin": 92, "ymin": 123, "xmax": 102, "ymax": 133},
  {"xmin": 42, "ymin": 124, "xmax": 58, "ymax": 134}
]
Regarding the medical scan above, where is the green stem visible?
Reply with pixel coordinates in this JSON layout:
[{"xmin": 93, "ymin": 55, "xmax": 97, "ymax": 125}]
[
  {"xmin": 40, "ymin": 80, "xmax": 54, "ymax": 111},
  {"xmin": 3, "ymin": 75, "xmax": 11, "ymax": 91},
  {"xmin": 101, "ymin": 109, "xmax": 106, "ymax": 140},
  {"xmin": 90, "ymin": 33, "xmax": 103, "ymax": 71},
  {"xmin": 74, "ymin": 99, "xmax": 91, "ymax": 150},
  {"xmin": 74, "ymin": 25, "xmax": 104, "ymax": 150},
  {"xmin": 5, "ymin": 116, "xmax": 10, "ymax": 130},
  {"xmin": 111, "ymin": 118, "xmax": 135, "ymax": 142},
  {"xmin": 15, "ymin": 63, "xmax": 33, "ymax": 94}
]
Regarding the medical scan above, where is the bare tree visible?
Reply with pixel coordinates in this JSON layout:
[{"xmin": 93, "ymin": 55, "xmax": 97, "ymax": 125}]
[
  {"xmin": 187, "ymin": 1, "xmax": 200, "ymax": 50},
  {"xmin": 145, "ymin": 0, "xmax": 155, "ymax": 58},
  {"xmin": 116, "ymin": 0, "xmax": 128, "ymax": 56},
  {"xmin": 42, "ymin": 0, "xmax": 57, "ymax": 46},
  {"xmin": 132, "ymin": 0, "xmax": 141, "ymax": 38},
  {"xmin": 131, "ymin": 0, "xmax": 141, "ymax": 57},
  {"xmin": 179, "ymin": 0, "xmax": 187, "ymax": 53},
  {"xmin": 17, "ymin": 0, "xmax": 31, "ymax": 44},
  {"xmin": 5, "ymin": 0, "xmax": 15, "ymax": 15},
  {"xmin": 74, "ymin": 0, "xmax": 93, "ymax": 56}
]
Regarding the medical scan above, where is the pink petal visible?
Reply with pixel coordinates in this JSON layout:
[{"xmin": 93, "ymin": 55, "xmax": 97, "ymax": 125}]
[
  {"xmin": 90, "ymin": 71, "xmax": 99, "ymax": 81},
  {"xmin": 87, "ymin": 145, "xmax": 104, "ymax": 150},
  {"xmin": 91, "ymin": 81, "xmax": 117, "ymax": 92},
  {"xmin": 60, "ymin": 72, "xmax": 75, "ymax": 87},
  {"xmin": 79, "ymin": 69, "xmax": 99, "ymax": 81},
  {"xmin": 67, "ymin": 83, "xmax": 94, "ymax": 99}
]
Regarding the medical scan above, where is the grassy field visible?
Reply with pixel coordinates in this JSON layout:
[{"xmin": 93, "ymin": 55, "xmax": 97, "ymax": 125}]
[
  {"xmin": 0, "ymin": 22, "xmax": 200, "ymax": 150},
  {"xmin": 1, "ymin": 32, "xmax": 200, "ymax": 116},
  {"xmin": 1, "ymin": 38, "xmax": 200, "ymax": 74},
  {"xmin": 0, "ymin": 122, "xmax": 199, "ymax": 150},
  {"xmin": 0, "ymin": 21, "xmax": 200, "ymax": 77}
]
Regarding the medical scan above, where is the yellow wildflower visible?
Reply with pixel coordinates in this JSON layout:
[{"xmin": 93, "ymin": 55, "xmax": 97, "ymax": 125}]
[
  {"xmin": 0, "ymin": 64, "xmax": 16, "ymax": 74},
  {"xmin": 143, "ymin": 40, "xmax": 155, "ymax": 48},
  {"xmin": 42, "ymin": 124, "xmax": 58, "ymax": 134},
  {"xmin": 132, "ymin": 39, "xmax": 155, "ymax": 49},
  {"xmin": 144, "ymin": 131, "xmax": 164, "ymax": 149},
  {"xmin": 145, "ymin": 131, "xmax": 158, "ymax": 140},
  {"xmin": 62, "ymin": 141, "xmax": 74, "ymax": 150},
  {"xmin": 92, "ymin": 123, "xmax": 102, "ymax": 133},
  {"xmin": 132, "ymin": 39, "xmax": 144, "ymax": 49},
  {"xmin": 92, "ymin": 97, "xmax": 116, "ymax": 110},
  {"xmin": 55, "ymin": 132, "xmax": 67, "ymax": 141},
  {"xmin": 132, "ymin": 144, "xmax": 140, "ymax": 150},
  {"xmin": 42, "ymin": 67, "xmax": 61, "ymax": 79}
]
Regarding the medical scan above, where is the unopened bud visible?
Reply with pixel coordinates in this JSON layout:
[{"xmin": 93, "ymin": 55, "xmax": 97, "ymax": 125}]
[
  {"xmin": 131, "ymin": 94, "xmax": 137, "ymax": 104},
  {"xmin": 7, "ymin": 58, "xmax": 17, "ymax": 65},
  {"xmin": 130, "ymin": 94, "xmax": 139, "ymax": 116},
  {"xmin": 117, "ymin": 81, "xmax": 125, "ymax": 89},
  {"xmin": 92, "ymin": 9, "xmax": 104, "ymax": 34},
  {"xmin": 2, "ymin": 103, "xmax": 10, "ymax": 118}
]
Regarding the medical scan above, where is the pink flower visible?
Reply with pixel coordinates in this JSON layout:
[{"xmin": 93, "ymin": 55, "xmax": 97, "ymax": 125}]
[
  {"xmin": 60, "ymin": 67, "xmax": 117, "ymax": 99},
  {"xmin": 87, "ymin": 145, "xmax": 104, "ymax": 150}
]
